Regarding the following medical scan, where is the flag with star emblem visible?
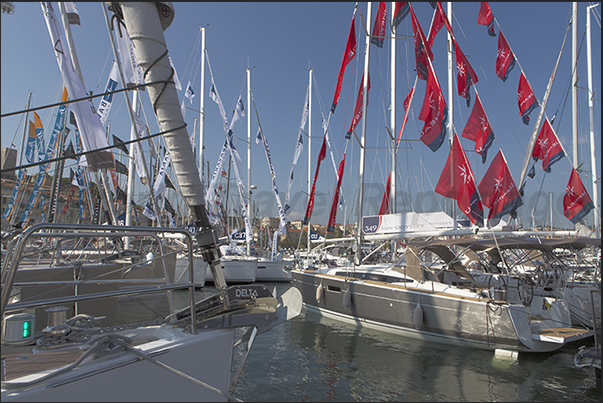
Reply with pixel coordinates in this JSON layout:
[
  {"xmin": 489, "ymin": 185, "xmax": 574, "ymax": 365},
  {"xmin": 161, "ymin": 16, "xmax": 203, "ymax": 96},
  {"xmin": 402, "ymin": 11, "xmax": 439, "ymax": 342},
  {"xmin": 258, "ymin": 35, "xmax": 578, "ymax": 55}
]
[
  {"xmin": 478, "ymin": 150, "xmax": 523, "ymax": 227},
  {"xmin": 461, "ymin": 92, "xmax": 494, "ymax": 164},
  {"xmin": 532, "ymin": 118, "xmax": 564, "ymax": 172},
  {"xmin": 435, "ymin": 132, "xmax": 484, "ymax": 226},
  {"xmin": 455, "ymin": 39, "xmax": 478, "ymax": 107},
  {"xmin": 517, "ymin": 71, "xmax": 539, "ymax": 125},
  {"xmin": 477, "ymin": 2, "xmax": 496, "ymax": 37},
  {"xmin": 496, "ymin": 31, "xmax": 515, "ymax": 82},
  {"xmin": 418, "ymin": 64, "xmax": 448, "ymax": 152},
  {"xmin": 563, "ymin": 167, "xmax": 594, "ymax": 224}
]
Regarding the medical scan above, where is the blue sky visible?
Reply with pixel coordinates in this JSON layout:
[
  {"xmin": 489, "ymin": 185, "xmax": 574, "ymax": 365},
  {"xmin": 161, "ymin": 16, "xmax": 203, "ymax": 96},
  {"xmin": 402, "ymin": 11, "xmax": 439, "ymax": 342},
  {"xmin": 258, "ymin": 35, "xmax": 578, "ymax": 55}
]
[{"xmin": 1, "ymin": 2, "xmax": 600, "ymax": 230}]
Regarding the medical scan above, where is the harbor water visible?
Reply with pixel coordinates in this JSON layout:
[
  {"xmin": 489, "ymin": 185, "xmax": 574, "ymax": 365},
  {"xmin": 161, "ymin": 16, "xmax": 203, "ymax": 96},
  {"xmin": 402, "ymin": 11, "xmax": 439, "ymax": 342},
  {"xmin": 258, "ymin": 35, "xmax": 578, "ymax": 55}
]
[{"xmin": 174, "ymin": 284, "xmax": 600, "ymax": 402}]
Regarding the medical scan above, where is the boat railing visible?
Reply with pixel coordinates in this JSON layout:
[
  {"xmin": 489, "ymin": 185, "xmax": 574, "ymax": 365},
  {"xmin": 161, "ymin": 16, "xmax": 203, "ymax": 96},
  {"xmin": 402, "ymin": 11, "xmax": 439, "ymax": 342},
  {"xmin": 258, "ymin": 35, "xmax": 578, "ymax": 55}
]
[{"xmin": 1, "ymin": 223, "xmax": 201, "ymax": 338}]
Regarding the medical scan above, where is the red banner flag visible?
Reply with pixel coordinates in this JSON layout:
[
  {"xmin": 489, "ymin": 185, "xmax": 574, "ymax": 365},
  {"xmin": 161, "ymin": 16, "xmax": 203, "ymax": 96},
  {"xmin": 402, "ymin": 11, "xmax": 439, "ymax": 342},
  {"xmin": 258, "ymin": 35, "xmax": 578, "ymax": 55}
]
[
  {"xmin": 461, "ymin": 93, "xmax": 494, "ymax": 164},
  {"xmin": 532, "ymin": 118, "xmax": 565, "ymax": 173},
  {"xmin": 327, "ymin": 154, "xmax": 347, "ymax": 233},
  {"xmin": 331, "ymin": 12, "xmax": 357, "ymax": 113},
  {"xmin": 435, "ymin": 133, "xmax": 484, "ymax": 226},
  {"xmin": 303, "ymin": 136, "xmax": 328, "ymax": 225},
  {"xmin": 454, "ymin": 39, "xmax": 479, "ymax": 107},
  {"xmin": 379, "ymin": 172, "xmax": 392, "ymax": 215},
  {"xmin": 418, "ymin": 65, "xmax": 448, "ymax": 152},
  {"xmin": 496, "ymin": 31, "xmax": 515, "ymax": 82},
  {"xmin": 426, "ymin": 4, "xmax": 445, "ymax": 52},
  {"xmin": 477, "ymin": 2, "xmax": 496, "ymax": 37},
  {"xmin": 563, "ymin": 167, "xmax": 594, "ymax": 224},
  {"xmin": 409, "ymin": 3, "xmax": 432, "ymax": 80},
  {"xmin": 370, "ymin": 2, "xmax": 387, "ymax": 48},
  {"xmin": 347, "ymin": 71, "xmax": 370, "ymax": 138},
  {"xmin": 478, "ymin": 150, "xmax": 523, "ymax": 227},
  {"xmin": 392, "ymin": 2, "xmax": 410, "ymax": 28},
  {"xmin": 517, "ymin": 71, "xmax": 539, "ymax": 125}
]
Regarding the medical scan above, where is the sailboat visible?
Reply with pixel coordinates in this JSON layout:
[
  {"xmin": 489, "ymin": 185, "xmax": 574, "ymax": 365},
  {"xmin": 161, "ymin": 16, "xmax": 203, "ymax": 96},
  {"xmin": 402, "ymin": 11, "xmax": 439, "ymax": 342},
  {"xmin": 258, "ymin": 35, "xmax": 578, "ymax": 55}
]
[
  {"xmin": 291, "ymin": 2, "xmax": 593, "ymax": 354},
  {"xmin": 1, "ymin": 3, "xmax": 301, "ymax": 401}
]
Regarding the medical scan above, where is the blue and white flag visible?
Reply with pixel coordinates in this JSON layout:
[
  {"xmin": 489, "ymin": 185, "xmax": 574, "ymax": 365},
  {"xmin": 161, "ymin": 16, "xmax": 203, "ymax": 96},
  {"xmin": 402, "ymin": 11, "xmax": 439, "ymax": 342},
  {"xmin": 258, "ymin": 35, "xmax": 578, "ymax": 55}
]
[
  {"xmin": 271, "ymin": 230, "xmax": 279, "ymax": 261},
  {"xmin": 184, "ymin": 81, "xmax": 195, "ymax": 104},
  {"xmin": 115, "ymin": 25, "xmax": 143, "ymax": 87},
  {"xmin": 1, "ymin": 168, "xmax": 27, "ymax": 221},
  {"xmin": 40, "ymin": 194, "xmax": 46, "ymax": 223},
  {"xmin": 117, "ymin": 211, "xmax": 126, "ymax": 226},
  {"xmin": 284, "ymin": 87, "xmax": 309, "ymax": 214},
  {"xmin": 97, "ymin": 61, "xmax": 119, "ymax": 126},
  {"xmin": 256, "ymin": 124, "xmax": 287, "ymax": 234},
  {"xmin": 153, "ymin": 150, "xmax": 171, "ymax": 197},
  {"xmin": 209, "ymin": 81, "xmax": 228, "ymax": 132},
  {"xmin": 25, "ymin": 120, "xmax": 36, "ymax": 164},
  {"xmin": 143, "ymin": 201, "xmax": 156, "ymax": 221}
]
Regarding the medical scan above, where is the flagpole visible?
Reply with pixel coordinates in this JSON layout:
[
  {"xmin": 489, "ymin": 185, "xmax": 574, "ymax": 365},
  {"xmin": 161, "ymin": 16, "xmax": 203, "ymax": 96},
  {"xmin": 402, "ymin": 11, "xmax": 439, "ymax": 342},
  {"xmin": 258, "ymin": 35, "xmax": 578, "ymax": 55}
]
[
  {"xmin": 199, "ymin": 26, "xmax": 206, "ymax": 184},
  {"xmin": 356, "ymin": 1, "xmax": 371, "ymax": 266},
  {"xmin": 307, "ymin": 68, "xmax": 313, "ymax": 254},
  {"xmin": 586, "ymin": 4, "xmax": 600, "ymax": 237},
  {"xmin": 246, "ymin": 67, "xmax": 252, "ymax": 256},
  {"xmin": 390, "ymin": 1, "xmax": 397, "ymax": 262}
]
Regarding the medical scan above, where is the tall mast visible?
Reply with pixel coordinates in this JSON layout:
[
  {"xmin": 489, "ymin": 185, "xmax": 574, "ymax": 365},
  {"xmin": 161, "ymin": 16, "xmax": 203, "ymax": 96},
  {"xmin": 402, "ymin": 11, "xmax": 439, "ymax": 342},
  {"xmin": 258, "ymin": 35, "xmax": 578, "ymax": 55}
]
[
  {"xmin": 356, "ymin": 1, "xmax": 372, "ymax": 265},
  {"xmin": 389, "ymin": 2, "xmax": 396, "ymax": 261},
  {"xmin": 586, "ymin": 4, "xmax": 600, "ymax": 237},
  {"xmin": 199, "ymin": 26, "xmax": 206, "ymax": 184},
  {"xmin": 307, "ymin": 68, "xmax": 313, "ymax": 254},
  {"xmin": 246, "ymin": 67, "xmax": 252, "ymax": 255},
  {"xmin": 447, "ymin": 2, "xmax": 455, "ymax": 222},
  {"xmin": 572, "ymin": 2, "xmax": 578, "ymax": 168}
]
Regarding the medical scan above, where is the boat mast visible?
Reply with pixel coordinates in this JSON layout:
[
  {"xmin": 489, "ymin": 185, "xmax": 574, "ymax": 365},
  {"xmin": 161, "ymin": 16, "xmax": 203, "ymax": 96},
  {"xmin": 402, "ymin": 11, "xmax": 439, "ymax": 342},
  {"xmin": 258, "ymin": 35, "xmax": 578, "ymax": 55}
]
[
  {"xmin": 389, "ymin": 2, "xmax": 396, "ymax": 261},
  {"xmin": 307, "ymin": 68, "xmax": 312, "ymax": 254},
  {"xmin": 447, "ymin": 2, "xmax": 455, "ymax": 222},
  {"xmin": 572, "ymin": 2, "xmax": 578, "ymax": 169},
  {"xmin": 246, "ymin": 67, "xmax": 252, "ymax": 255},
  {"xmin": 586, "ymin": 3, "xmax": 600, "ymax": 237},
  {"xmin": 355, "ymin": 1, "xmax": 371, "ymax": 266},
  {"xmin": 199, "ymin": 26, "xmax": 206, "ymax": 185}
]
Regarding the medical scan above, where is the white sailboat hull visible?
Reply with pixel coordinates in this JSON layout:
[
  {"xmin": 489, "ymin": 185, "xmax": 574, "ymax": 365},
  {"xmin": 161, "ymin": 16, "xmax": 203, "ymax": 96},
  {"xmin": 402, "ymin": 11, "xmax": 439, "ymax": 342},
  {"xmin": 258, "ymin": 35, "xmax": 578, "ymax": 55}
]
[
  {"xmin": 255, "ymin": 258, "xmax": 293, "ymax": 282},
  {"xmin": 205, "ymin": 257, "xmax": 257, "ymax": 284}
]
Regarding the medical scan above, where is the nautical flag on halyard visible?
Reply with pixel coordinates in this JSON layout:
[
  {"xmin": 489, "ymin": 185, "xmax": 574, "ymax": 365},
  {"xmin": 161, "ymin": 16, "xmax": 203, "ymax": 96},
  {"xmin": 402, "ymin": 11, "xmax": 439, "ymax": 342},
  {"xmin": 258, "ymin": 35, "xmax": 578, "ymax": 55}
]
[
  {"xmin": 496, "ymin": 31, "xmax": 515, "ymax": 82},
  {"xmin": 477, "ymin": 2, "xmax": 496, "ymax": 37},
  {"xmin": 309, "ymin": 226, "xmax": 325, "ymax": 241},
  {"xmin": 271, "ymin": 230, "xmax": 279, "ymax": 261},
  {"xmin": 517, "ymin": 72, "xmax": 539, "ymax": 125},
  {"xmin": 392, "ymin": 2, "xmax": 410, "ymax": 29},
  {"xmin": 42, "ymin": 2, "xmax": 114, "ymax": 172},
  {"xmin": 303, "ymin": 135, "xmax": 327, "ymax": 225},
  {"xmin": 114, "ymin": 24, "xmax": 144, "ymax": 88},
  {"xmin": 143, "ymin": 201, "xmax": 156, "ymax": 221},
  {"xmin": 64, "ymin": 2, "xmax": 80, "ymax": 25},
  {"xmin": 454, "ymin": 39, "xmax": 478, "ymax": 108},
  {"xmin": 532, "ymin": 118, "xmax": 565, "ymax": 173},
  {"xmin": 331, "ymin": 7, "xmax": 357, "ymax": 113},
  {"xmin": 209, "ymin": 82, "xmax": 228, "ymax": 132},
  {"xmin": 379, "ymin": 172, "xmax": 392, "ymax": 215},
  {"xmin": 34, "ymin": 112, "xmax": 45, "ymax": 164},
  {"xmin": 1, "ymin": 168, "xmax": 27, "ymax": 221},
  {"xmin": 112, "ymin": 135, "xmax": 129, "ymax": 154},
  {"xmin": 326, "ymin": 153, "xmax": 346, "ymax": 233},
  {"xmin": 153, "ymin": 150, "xmax": 171, "ymax": 197},
  {"xmin": 409, "ymin": 3, "xmax": 433, "ymax": 81},
  {"xmin": 97, "ymin": 61, "xmax": 119, "ymax": 126},
  {"xmin": 418, "ymin": 64, "xmax": 448, "ymax": 152},
  {"xmin": 25, "ymin": 119, "xmax": 36, "ymax": 164},
  {"xmin": 40, "ymin": 194, "xmax": 46, "ymax": 223},
  {"xmin": 370, "ymin": 2, "xmax": 387, "ymax": 48},
  {"xmin": 563, "ymin": 167, "xmax": 594, "ymax": 224},
  {"xmin": 435, "ymin": 133, "xmax": 484, "ymax": 226},
  {"xmin": 167, "ymin": 55, "xmax": 182, "ymax": 91},
  {"xmin": 461, "ymin": 92, "xmax": 494, "ymax": 164},
  {"xmin": 184, "ymin": 81, "xmax": 195, "ymax": 104},
  {"xmin": 426, "ymin": 4, "xmax": 445, "ymax": 54},
  {"xmin": 478, "ymin": 150, "xmax": 523, "ymax": 227},
  {"xmin": 347, "ymin": 71, "xmax": 370, "ymax": 138},
  {"xmin": 164, "ymin": 198, "xmax": 176, "ymax": 228},
  {"xmin": 284, "ymin": 89, "xmax": 308, "ymax": 214}
]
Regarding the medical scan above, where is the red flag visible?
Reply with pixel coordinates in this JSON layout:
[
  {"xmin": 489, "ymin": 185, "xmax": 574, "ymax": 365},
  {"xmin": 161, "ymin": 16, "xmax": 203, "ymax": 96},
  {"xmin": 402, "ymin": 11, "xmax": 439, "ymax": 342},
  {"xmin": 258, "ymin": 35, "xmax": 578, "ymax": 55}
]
[
  {"xmin": 392, "ymin": 2, "xmax": 410, "ymax": 28},
  {"xmin": 327, "ymin": 154, "xmax": 347, "ymax": 233},
  {"xmin": 409, "ymin": 3, "xmax": 432, "ymax": 80},
  {"xmin": 370, "ymin": 2, "xmax": 387, "ymax": 48},
  {"xmin": 532, "ymin": 118, "xmax": 565, "ymax": 172},
  {"xmin": 461, "ymin": 93, "xmax": 494, "ymax": 164},
  {"xmin": 435, "ymin": 133, "xmax": 484, "ymax": 226},
  {"xmin": 303, "ymin": 136, "xmax": 327, "ymax": 225},
  {"xmin": 379, "ymin": 172, "xmax": 391, "ymax": 215},
  {"xmin": 454, "ymin": 39, "xmax": 479, "ymax": 107},
  {"xmin": 478, "ymin": 150, "xmax": 523, "ymax": 227},
  {"xmin": 496, "ymin": 31, "xmax": 515, "ymax": 82},
  {"xmin": 418, "ymin": 65, "xmax": 448, "ymax": 152},
  {"xmin": 347, "ymin": 71, "xmax": 370, "ymax": 138},
  {"xmin": 564, "ymin": 167, "xmax": 594, "ymax": 224},
  {"xmin": 426, "ymin": 5, "xmax": 445, "ymax": 53},
  {"xmin": 331, "ymin": 12, "xmax": 357, "ymax": 113},
  {"xmin": 517, "ymin": 72, "xmax": 539, "ymax": 125},
  {"xmin": 477, "ymin": 2, "xmax": 496, "ymax": 37}
]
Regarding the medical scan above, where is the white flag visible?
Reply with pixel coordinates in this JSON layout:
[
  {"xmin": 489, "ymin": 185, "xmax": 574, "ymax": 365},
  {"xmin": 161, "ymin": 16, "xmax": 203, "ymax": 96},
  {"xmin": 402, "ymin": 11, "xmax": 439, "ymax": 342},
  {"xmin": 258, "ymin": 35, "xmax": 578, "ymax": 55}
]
[
  {"xmin": 153, "ymin": 150, "xmax": 171, "ymax": 197},
  {"xmin": 167, "ymin": 55, "xmax": 182, "ymax": 91},
  {"xmin": 97, "ymin": 61, "xmax": 120, "ymax": 126},
  {"xmin": 185, "ymin": 81, "xmax": 195, "ymax": 104},
  {"xmin": 64, "ymin": 2, "xmax": 80, "ymax": 25}
]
